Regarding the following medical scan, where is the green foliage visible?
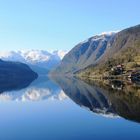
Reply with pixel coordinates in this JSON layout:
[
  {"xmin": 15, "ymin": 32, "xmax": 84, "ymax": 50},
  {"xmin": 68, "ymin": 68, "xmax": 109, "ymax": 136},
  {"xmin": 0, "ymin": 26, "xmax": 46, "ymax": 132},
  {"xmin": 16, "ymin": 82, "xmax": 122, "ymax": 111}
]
[{"xmin": 78, "ymin": 41, "xmax": 140, "ymax": 78}]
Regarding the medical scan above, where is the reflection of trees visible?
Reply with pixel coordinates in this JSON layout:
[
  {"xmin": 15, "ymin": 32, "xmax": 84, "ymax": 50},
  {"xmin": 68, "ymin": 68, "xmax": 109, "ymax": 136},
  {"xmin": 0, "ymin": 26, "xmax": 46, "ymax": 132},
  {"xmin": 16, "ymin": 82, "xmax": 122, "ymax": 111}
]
[
  {"xmin": 84, "ymin": 79, "xmax": 140, "ymax": 123},
  {"xmin": 53, "ymin": 76, "xmax": 140, "ymax": 123}
]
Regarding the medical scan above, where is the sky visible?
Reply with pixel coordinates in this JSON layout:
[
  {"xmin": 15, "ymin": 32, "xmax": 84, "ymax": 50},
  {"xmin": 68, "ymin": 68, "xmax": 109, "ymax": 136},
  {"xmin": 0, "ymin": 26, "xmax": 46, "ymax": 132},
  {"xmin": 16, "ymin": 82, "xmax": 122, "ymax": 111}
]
[{"xmin": 0, "ymin": 0, "xmax": 140, "ymax": 51}]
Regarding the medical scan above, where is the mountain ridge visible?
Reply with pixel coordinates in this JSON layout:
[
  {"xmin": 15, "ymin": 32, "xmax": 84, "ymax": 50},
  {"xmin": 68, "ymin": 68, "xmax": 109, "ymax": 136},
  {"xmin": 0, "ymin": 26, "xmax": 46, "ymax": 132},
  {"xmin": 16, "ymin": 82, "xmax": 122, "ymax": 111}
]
[{"xmin": 53, "ymin": 24, "xmax": 140, "ymax": 76}]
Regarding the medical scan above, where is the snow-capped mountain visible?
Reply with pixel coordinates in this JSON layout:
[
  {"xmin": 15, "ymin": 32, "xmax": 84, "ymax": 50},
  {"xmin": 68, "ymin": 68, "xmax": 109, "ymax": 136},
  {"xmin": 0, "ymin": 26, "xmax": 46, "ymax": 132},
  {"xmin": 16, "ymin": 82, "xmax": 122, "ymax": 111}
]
[{"xmin": 0, "ymin": 50, "xmax": 67, "ymax": 75}]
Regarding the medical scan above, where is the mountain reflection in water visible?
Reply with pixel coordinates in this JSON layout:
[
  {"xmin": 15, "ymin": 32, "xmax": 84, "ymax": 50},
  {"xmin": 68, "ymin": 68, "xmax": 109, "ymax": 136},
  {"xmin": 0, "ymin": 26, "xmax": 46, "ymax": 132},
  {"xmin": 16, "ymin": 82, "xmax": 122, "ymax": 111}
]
[
  {"xmin": 52, "ymin": 76, "xmax": 140, "ymax": 123},
  {"xmin": 0, "ymin": 75, "xmax": 140, "ymax": 124},
  {"xmin": 0, "ymin": 76, "xmax": 67, "ymax": 101}
]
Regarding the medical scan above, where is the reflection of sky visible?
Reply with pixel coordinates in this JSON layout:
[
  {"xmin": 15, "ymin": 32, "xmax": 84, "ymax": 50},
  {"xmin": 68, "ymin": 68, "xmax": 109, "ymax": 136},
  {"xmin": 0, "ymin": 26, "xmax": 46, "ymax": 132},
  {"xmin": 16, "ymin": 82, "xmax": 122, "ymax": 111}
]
[
  {"xmin": 0, "ymin": 77, "xmax": 140, "ymax": 139},
  {"xmin": 0, "ymin": 99, "xmax": 140, "ymax": 140}
]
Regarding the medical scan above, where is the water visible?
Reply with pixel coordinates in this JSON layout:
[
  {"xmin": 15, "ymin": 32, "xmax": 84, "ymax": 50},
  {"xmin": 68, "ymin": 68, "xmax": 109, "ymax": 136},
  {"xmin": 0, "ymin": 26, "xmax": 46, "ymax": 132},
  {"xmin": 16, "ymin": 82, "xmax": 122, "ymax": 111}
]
[{"xmin": 0, "ymin": 76, "xmax": 140, "ymax": 140}]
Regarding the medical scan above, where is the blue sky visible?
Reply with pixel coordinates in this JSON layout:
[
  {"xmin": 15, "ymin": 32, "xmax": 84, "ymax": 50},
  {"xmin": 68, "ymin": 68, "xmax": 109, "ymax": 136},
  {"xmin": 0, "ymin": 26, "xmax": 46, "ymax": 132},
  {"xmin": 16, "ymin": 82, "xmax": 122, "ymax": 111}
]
[{"xmin": 0, "ymin": 0, "xmax": 140, "ymax": 51}]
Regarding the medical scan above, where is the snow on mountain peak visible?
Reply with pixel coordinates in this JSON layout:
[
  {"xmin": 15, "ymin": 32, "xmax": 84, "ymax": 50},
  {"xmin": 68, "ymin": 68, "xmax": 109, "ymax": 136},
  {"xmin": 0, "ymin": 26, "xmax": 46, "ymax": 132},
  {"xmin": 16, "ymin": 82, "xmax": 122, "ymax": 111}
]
[
  {"xmin": 21, "ymin": 50, "xmax": 52, "ymax": 63},
  {"xmin": 78, "ymin": 31, "xmax": 118, "ymax": 45},
  {"xmin": 0, "ymin": 50, "xmax": 67, "ymax": 62},
  {"xmin": 51, "ymin": 50, "xmax": 68, "ymax": 59},
  {"xmin": 0, "ymin": 50, "xmax": 68, "ymax": 74},
  {"xmin": 0, "ymin": 50, "xmax": 25, "ymax": 62},
  {"xmin": 100, "ymin": 30, "xmax": 119, "ymax": 35}
]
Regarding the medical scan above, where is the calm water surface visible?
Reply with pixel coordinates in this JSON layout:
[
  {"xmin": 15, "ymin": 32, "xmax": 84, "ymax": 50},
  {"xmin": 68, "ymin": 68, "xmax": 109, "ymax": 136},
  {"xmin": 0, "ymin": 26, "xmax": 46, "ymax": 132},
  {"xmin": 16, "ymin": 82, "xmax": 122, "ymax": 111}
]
[{"xmin": 0, "ymin": 76, "xmax": 140, "ymax": 140}]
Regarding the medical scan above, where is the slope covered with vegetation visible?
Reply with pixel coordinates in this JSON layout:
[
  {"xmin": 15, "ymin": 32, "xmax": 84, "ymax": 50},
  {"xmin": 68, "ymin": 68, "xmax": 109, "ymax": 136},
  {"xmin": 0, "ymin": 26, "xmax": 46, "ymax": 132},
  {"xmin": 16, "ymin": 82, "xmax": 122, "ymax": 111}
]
[{"xmin": 77, "ymin": 25, "xmax": 140, "ymax": 79}]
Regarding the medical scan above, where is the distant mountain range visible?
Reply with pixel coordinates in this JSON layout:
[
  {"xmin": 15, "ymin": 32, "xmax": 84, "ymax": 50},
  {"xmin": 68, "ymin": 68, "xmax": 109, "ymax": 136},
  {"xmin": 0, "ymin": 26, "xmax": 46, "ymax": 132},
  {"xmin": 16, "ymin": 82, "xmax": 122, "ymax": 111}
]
[
  {"xmin": 0, "ymin": 50, "xmax": 67, "ymax": 75},
  {"xmin": 53, "ymin": 24, "xmax": 140, "ymax": 75}
]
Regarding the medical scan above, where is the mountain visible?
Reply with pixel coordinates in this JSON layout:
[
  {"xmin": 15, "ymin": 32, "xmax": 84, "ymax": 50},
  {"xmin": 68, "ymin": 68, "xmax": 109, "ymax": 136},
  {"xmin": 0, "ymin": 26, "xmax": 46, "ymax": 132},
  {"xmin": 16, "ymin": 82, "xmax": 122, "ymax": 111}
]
[
  {"xmin": 52, "ymin": 32, "xmax": 116, "ymax": 75},
  {"xmin": 53, "ymin": 24, "xmax": 140, "ymax": 75},
  {"xmin": 99, "ymin": 24, "xmax": 140, "ymax": 63},
  {"xmin": 0, "ymin": 59, "xmax": 38, "ymax": 92},
  {"xmin": 78, "ymin": 24, "xmax": 140, "ymax": 77},
  {"xmin": 0, "ymin": 50, "xmax": 67, "ymax": 75}
]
